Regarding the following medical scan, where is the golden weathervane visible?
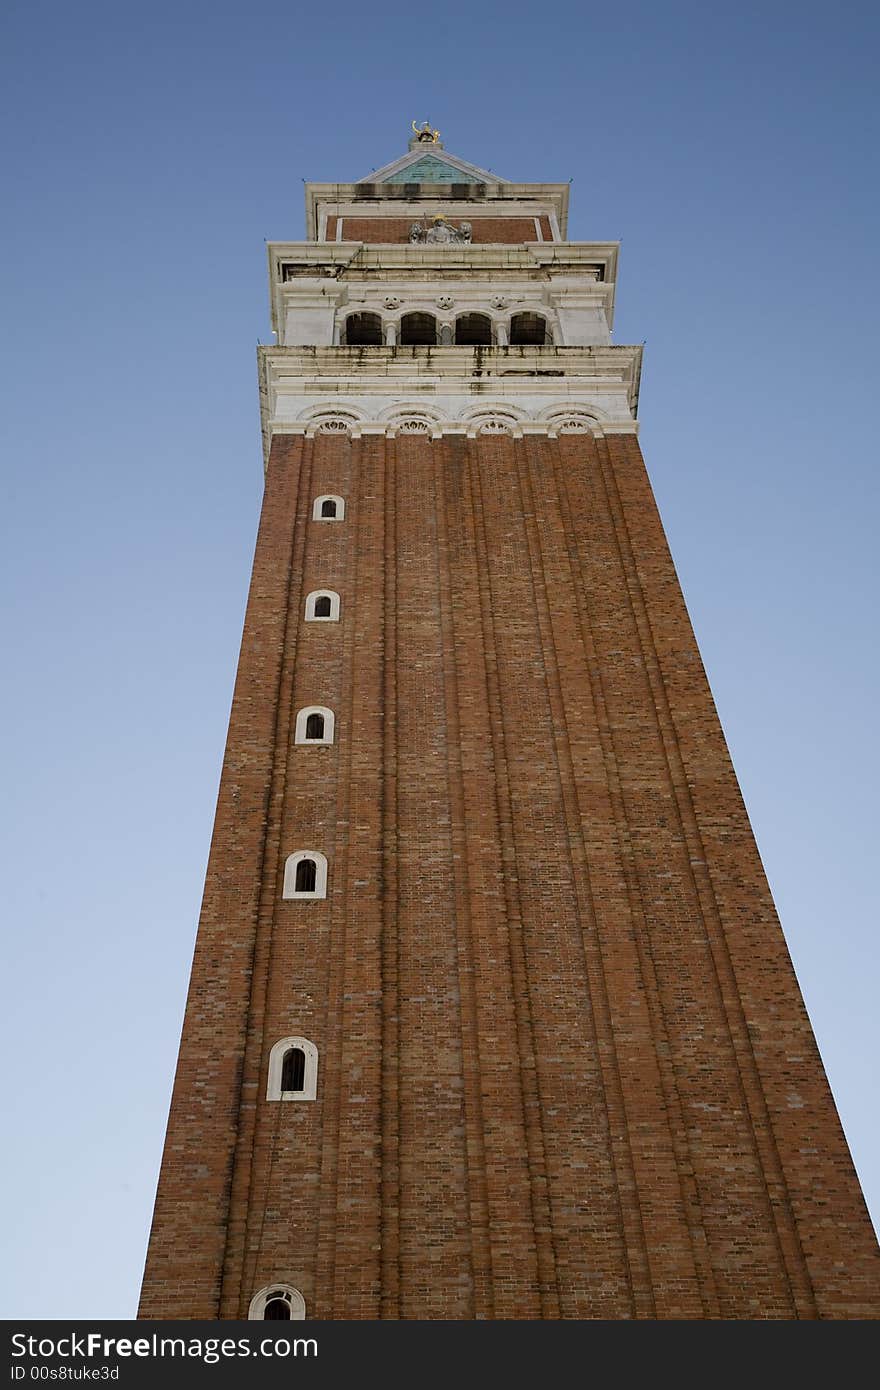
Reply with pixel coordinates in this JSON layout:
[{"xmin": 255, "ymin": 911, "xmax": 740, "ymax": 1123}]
[{"xmin": 412, "ymin": 119, "xmax": 440, "ymax": 143}]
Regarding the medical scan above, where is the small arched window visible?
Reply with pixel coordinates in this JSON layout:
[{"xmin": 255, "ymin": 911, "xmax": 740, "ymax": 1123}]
[
  {"xmin": 400, "ymin": 312, "xmax": 438, "ymax": 346},
  {"xmin": 267, "ymin": 1036, "xmax": 319, "ymax": 1101},
  {"xmin": 509, "ymin": 312, "xmax": 550, "ymax": 346},
  {"xmin": 312, "ymin": 494, "xmax": 345, "ymax": 521},
  {"xmin": 248, "ymin": 1285, "xmax": 307, "ymax": 1320},
  {"xmin": 455, "ymin": 313, "xmax": 493, "ymax": 346},
  {"xmin": 283, "ymin": 850, "xmax": 328, "ymax": 900},
  {"xmin": 344, "ymin": 312, "xmax": 382, "ymax": 346},
  {"xmin": 305, "ymin": 590, "xmax": 340, "ymax": 622},
  {"xmin": 294, "ymin": 705, "xmax": 335, "ymax": 745}
]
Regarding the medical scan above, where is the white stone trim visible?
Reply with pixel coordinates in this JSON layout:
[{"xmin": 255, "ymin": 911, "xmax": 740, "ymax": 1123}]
[
  {"xmin": 472, "ymin": 418, "xmax": 515, "ymax": 437},
  {"xmin": 258, "ymin": 343, "xmax": 642, "ymax": 458},
  {"xmin": 282, "ymin": 850, "xmax": 328, "ymax": 900},
  {"xmin": 297, "ymin": 403, "xmax": 369, "ymax": 425},
  {"xmin": 266, "ymin": 416, "xmax": 639, "ymax": 444},
  {"xmin": 294, "ymin": 705, "xmax": 335, "ymax": 745},
  {"xmin": 304, "ymin": 191, "xmax": 571, "ymax": 243},
  {"xmin": 248, "ymin": 1285, "xmax": 307, "ymax": 1320},
  {"xmin": 269, "ymin": 240, "xmax": 612, "ymax": 338},
  {"xmin": 538, "ymin": 405, "xmax": 604, "ymax": 437},
  {"xmin": 312, "ymin": 417, "xmax": 355, "ymax": 437},
  {"xmin": 460, "ymin": 402, "xmax": 527, "ymax": 438},
  {"xmin": 535, "ymin": 401, "xmax": 608, "ymax": 423},
  {"xmin": 393, "ymin": 417, "xmax": 434, "ymax": 436},
  {"xmin": 312, "ymin": 494, "xmax": 345, "ymax": 520},
  {"xmin": 296, "ymin": 405, "xmax": 368, "ymax": 439},
  {"xmin": 267, "ymin": 1036, "xmax": 319, "ymax": 1101},
  {"xmin": 377, "ymin": 402, "xmax": 446, "ymax": 439},
  {"xmin": 305, "ymin": 590, "xmax": 340, "ymax": 622},
  {"xmin": 330, "ymin": 300, "xmax": 566, "ymax": 351}
]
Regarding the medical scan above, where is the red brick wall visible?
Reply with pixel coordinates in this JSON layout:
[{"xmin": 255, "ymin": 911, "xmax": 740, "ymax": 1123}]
[
  {"xmin": 331, "ymin": 217, "xmax": 547, "ymax": 245},
  {"xmin": 139, "ymin": 430, "xmax": 880, "ymax": 1320}
]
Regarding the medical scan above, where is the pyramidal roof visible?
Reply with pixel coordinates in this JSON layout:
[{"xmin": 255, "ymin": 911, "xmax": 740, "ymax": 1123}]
[{"xmin": 359, "ymin": 136, "xmax": 506, "ymax": 186}]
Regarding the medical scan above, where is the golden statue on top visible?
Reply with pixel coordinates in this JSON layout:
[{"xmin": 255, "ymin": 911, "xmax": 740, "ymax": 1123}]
[{"xmin": 412, "ymin": 120, "xmax": 440, "ymax": 143}]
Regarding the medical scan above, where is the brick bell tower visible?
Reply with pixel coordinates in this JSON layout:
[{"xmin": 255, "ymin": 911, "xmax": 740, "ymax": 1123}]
[{"xmin": 139, "ymin": 123, "xmax": 879, "ymax": 1320}]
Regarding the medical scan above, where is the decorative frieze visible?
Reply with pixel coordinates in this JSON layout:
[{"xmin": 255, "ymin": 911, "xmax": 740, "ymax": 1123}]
[
  {"xmin": 257, "ymin": 341, "xmax": 642, "ymax": 461},
  {"xmin": 279, "ymin": 405, "xmax": 636, "ymax": 443}
]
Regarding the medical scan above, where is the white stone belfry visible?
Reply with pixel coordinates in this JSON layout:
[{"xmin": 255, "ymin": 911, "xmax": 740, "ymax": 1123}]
[{"xmin": 258, "ymin": 134, "xmax": 641, "ymax": 460}]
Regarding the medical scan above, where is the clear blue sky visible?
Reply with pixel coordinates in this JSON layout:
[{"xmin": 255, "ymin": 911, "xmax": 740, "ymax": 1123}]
[{"xmin": 2, "ymin": 0, "xmax": 877, "ymax": 1318}]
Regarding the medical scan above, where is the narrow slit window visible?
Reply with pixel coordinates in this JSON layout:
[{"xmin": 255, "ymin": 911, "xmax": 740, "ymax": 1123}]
[
  {"xmin": 305, "ymin": 712, "xmax": 325, "ymax": 740},
  {"xmin": 281, "ymin": 1047, "xmax": 306, "ymax": 1092},
  {"xmin": 295, "ymin": 859, "xmax": 317, "ymax": 893}
]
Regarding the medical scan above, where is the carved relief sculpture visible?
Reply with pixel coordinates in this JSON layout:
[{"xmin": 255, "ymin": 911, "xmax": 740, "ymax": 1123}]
[{"xmin": 409, "ymin": 216, "xmax": 473, "ymax": 245}]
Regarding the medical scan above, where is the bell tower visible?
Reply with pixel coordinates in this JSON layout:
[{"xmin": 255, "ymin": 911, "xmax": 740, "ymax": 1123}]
[{"xmin": 139, "ymin": 126, "xmax": 879, "ymax": 1320}]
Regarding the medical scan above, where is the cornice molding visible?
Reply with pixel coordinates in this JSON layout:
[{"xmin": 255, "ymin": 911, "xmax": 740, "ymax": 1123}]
[
  {"xmin": 304, "ymin": 182, "xmax": 571, "ymax": 240},
  {"xmin": 262, "ymin": 409, "xmax": 639, "ymax": 454},
  {"xmin": 259, "ymin": 342, "xmax": 640, "ymax": 377},
  {"xmin": 266, "ymin": 242, "xmax": 620, "ymax": 340},
  {"xmin": 257, "ymin": 344, "xmax": 642, "ymax": 466}
]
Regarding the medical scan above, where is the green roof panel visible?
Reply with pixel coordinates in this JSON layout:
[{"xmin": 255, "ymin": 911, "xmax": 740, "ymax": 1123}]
[{"xmin": 382, "ymin": 155, "xmax": 483, "ymax": 185}]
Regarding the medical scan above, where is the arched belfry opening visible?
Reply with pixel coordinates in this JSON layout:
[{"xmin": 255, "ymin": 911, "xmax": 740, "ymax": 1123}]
[
  {"xmin": 455, "ymin": 313, "xmax": 492, "ymax": 346},
  {"xmin": 400, "ymin": 312, "xmax": 438, "ymax": 346},
  {"xmin": 509, "ymin": 312, "xmax": 550, "ymax": 345},
  {"xmin": 344, "ymin": 312, "xmax": 383, "ymax": 346}
]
